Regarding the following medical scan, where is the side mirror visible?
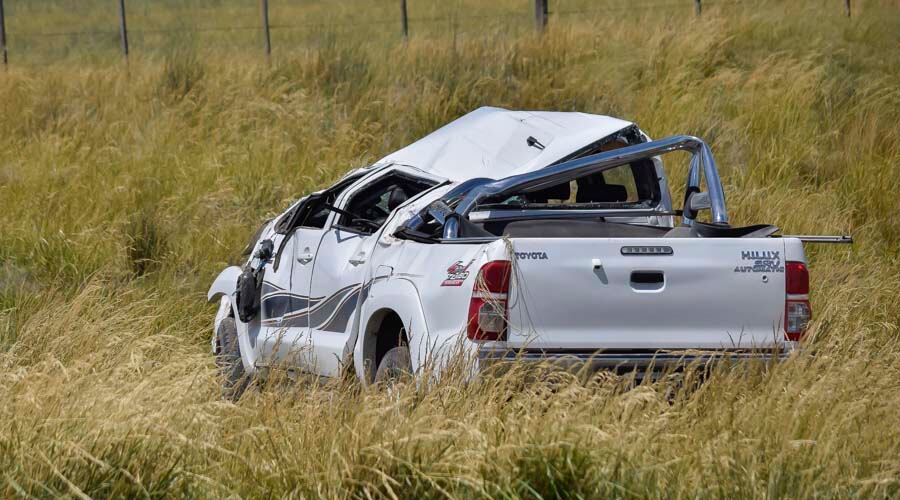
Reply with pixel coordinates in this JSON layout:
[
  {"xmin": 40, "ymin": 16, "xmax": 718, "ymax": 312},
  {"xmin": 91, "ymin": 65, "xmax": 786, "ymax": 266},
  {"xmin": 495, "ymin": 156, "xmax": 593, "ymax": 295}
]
[{"xmin": 254, "ymin": 239, "xmax": 274, "ymax": 261}]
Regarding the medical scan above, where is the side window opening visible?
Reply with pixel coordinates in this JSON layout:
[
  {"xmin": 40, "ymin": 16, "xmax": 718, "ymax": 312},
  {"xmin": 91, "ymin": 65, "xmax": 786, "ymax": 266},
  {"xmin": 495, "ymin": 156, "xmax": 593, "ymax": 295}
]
[
  {"xmin": 303, "ymin": 191, "xmax": 340, "ymax": 229},
  {"xmin": 339, "ymin": 173, "xmax": 437, "ymax": 234},
  {"xmin": 274, "ymin": 171, "xmax": 367, "ymax": 234}
]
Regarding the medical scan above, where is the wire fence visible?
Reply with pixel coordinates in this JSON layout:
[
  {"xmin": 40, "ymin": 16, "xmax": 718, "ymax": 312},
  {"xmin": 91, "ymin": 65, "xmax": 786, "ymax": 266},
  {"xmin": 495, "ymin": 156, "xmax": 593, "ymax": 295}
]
[{"xmin": 0, "ymin": 0, "xmax": 860, "ymax": 68}]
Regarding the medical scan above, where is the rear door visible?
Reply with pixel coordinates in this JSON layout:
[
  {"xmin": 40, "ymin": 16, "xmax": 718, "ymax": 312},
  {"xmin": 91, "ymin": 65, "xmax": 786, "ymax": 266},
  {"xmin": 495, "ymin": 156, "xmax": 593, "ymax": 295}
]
[{"xmin": 506, "ymin": 237, "xmax": 788, "ymax": 350}]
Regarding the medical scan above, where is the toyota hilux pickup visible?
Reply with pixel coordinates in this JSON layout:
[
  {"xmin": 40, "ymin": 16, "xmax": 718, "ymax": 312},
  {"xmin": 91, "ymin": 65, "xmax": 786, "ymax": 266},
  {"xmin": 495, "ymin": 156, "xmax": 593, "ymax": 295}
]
[{"xmin": 207, "ymin": 107, "xmax": 849, "ymax": 393}]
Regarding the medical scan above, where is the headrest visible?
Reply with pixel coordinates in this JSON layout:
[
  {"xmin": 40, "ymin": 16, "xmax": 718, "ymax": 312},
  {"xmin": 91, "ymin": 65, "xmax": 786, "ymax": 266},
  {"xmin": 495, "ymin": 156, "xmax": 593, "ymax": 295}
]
[
  {"xmin": 387, "ymin": 187, "xmax": 409, "ymax": 210},
  {"xmin": 576, "ymin": 174, "xmax": 628, "ymax": 203},
  {"xmin": 527, "ymin": 182, "xmax": 571, "ymax": 203}
]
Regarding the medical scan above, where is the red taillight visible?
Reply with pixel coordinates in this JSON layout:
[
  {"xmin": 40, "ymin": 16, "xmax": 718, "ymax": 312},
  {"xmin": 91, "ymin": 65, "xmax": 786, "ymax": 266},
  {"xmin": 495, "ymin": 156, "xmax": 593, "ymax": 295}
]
[
  {"xmin": 467, "ymin": 260, "xmax": 511, "ymax": 342},
  {"xmin": 477, "ymin": 260, "xmax": 511, "ymax": 293},
  {"xmin": 785, "ymin": 261, "xmax": 809, "ymax": 294},
  {"xmin": 785, "ymin": 261, "xmax": 811, "ymax": 341}
]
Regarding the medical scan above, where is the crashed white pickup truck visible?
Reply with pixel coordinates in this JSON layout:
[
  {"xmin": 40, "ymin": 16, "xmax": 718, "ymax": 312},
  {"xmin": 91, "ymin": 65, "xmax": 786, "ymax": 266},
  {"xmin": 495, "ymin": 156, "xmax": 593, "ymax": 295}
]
[{"xmin": 208, "ymin": 107, "xmax": 847, "ymax": 394}]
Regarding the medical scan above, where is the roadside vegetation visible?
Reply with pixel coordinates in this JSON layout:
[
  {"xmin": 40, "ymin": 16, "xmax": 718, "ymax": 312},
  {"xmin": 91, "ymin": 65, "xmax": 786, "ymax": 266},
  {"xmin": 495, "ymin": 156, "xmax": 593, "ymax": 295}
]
[{"xmin": 1, "ymin": 0, "xmax": 898, "ymax": 497}]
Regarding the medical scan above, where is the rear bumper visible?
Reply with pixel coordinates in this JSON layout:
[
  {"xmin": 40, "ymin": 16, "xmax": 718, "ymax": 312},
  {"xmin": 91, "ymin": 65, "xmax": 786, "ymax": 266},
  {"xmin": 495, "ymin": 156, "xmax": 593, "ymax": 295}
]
[{"xmin": 476, "ymin": 347, "xmax": 793, "ymax": 374}]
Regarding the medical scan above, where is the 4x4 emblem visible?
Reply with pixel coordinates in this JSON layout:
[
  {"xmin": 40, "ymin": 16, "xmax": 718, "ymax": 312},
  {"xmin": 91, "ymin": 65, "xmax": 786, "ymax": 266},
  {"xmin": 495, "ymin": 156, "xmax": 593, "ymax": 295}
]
[{"xmin": 441, "ymin": 259, "xmax": 474, "ymax": 286}]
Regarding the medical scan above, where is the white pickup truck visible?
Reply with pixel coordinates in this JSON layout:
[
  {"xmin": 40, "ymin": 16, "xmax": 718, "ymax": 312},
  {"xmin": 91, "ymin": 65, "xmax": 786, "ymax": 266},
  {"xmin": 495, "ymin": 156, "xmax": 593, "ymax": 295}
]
[{"xmin": 208, "ymin": 107, "xmax": 841, "ymax": 394}]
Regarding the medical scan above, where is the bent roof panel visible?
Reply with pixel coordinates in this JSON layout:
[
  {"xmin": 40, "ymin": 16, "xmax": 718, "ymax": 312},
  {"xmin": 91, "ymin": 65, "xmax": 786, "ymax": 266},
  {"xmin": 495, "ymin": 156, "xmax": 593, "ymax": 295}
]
[{"xmin": 376, "ymin": 106, "xmax": 634, "ymax": 182}]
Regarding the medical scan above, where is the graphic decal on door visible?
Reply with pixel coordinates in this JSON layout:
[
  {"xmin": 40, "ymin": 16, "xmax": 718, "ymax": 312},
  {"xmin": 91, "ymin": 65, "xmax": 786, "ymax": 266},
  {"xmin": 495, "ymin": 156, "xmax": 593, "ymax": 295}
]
[
  {"xmin": 260, "ymin": 281, "xmax": 326, "ymax": 322},
  {"xmin": 259, "ymin": 276, "xmax": 390, "ymax": 334},
  {"xmin": 260, "ymin": 283, "xmax": 361, "ymax": 333}
]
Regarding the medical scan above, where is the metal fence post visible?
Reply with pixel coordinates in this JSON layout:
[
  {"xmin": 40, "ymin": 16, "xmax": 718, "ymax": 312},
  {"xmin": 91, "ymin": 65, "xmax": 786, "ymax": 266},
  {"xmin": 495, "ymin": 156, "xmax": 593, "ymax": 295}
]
[
  {"xmin": 695, "ymin": 0, "xmax": 702, "ymax": 16},
  {"xmin": 0, "ymin": 0, "xmax": 7, "ymax": 69},
  {"xmin": 117, "ymin": 0, "xmax": 129, "ymax": 60},
  {"xmin": 400, "ymin": 0, "xmax": 409, "ymax": 40},
  {"xmin": 844, "ymin": 0, "xmax": 851, "ymax": 17},
  {"xmin": 261, "ymin": 0, "xmax": 271, "ymax": 57},
  {"xmin": 534, "ymin": 0, "xmax": 548, "ymax": 34}
]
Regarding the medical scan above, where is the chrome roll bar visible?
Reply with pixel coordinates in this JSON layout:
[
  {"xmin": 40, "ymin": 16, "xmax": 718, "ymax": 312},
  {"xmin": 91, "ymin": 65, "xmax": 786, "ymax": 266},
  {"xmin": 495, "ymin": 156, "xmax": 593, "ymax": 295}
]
[{"xmin": 445, "ymin": 135, "xmax": 728, "ymax": 238}]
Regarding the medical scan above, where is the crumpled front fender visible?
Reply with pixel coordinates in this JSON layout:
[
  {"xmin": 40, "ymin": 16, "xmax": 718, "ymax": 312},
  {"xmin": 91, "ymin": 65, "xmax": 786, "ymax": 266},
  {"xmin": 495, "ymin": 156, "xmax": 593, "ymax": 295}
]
[
  {"xmin": 207, "ymin": 266, "xmax": 242, "ymax": 302},
  {"xmin": 208, "ymin": 266, "xmax": 242, "ymax": 353}
]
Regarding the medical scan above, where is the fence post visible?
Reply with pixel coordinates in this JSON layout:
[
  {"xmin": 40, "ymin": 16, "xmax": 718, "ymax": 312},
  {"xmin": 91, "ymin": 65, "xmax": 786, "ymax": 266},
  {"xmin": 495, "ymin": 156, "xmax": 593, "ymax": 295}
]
[
  {"xmin": 695, "ymin": 0, "xmax": 702, "ymax": 16},
  {"xmin": 400, "ymin": 0, "xmax": 409, "ymax": 40},
  {"xmin": 261, "ymin": 0, "xmax": 271, "ymax": 57},
  {"xmin": 844, "ymin": 0, "xmax": 851, "ymax": 17},
  {"xmin": 0, "ymin": 0, "xmax": 7, "ymax": 69},
  {"xmin": 534, "ymin": 0, "xmax": 548, "ymax": 34},
  {"xmin": 117, "ymin": 0, "xmax": 129, "ymax": 60}
]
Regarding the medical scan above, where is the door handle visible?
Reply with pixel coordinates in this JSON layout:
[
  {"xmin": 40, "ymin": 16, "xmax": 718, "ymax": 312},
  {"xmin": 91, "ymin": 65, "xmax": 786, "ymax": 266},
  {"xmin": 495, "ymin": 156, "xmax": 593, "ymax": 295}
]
[
  {"xmin": 296, "ymin": 249, "xmax": 314, "ymax": 265},
  {"xmin": 348, "ymin": 251, "xmax": 367, "ymax": 266}
]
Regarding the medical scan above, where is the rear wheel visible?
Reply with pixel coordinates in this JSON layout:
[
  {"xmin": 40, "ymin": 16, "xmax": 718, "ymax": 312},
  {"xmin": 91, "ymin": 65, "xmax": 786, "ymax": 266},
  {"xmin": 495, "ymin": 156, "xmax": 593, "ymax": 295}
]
[
  {"xmin": 374, "ymin": 346, "xmax": 412, "ymax": 386},
  {"xmin": 216, "ymin": 317, "xmax": 249, "ymax": 401}
]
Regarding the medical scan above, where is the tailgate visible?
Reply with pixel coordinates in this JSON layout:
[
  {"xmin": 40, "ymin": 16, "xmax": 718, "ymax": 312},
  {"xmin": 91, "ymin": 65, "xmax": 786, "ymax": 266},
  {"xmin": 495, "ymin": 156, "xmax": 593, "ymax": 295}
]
[{"xmin": 506, "ymin": 237, "xmax": 787, "ymax": 350}]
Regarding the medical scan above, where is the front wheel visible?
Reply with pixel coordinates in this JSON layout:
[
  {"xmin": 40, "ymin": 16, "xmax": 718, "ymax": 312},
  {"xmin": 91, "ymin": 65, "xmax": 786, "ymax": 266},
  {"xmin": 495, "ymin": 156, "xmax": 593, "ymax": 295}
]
[{"xmin": 216, "ymin": 317, "xmax": 249, "ymax": 401}]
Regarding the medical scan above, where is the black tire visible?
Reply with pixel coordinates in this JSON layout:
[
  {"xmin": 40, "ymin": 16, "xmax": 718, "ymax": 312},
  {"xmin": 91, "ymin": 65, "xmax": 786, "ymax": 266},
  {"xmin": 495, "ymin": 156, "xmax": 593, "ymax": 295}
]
[
  {"xmin": 374, "ymin": 346, "xmax": 412, "ymax": 385},
  {"xmin": 216, "ymin": 317, "xmax": 249, "ymax": 401}
]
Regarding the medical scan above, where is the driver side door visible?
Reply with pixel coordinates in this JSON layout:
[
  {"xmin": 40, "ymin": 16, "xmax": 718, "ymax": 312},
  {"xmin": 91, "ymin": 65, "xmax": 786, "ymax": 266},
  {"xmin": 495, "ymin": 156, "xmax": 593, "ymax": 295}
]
[{"xmin": 256, "ymin": 227, "xmax": 322, "ymax": 367}]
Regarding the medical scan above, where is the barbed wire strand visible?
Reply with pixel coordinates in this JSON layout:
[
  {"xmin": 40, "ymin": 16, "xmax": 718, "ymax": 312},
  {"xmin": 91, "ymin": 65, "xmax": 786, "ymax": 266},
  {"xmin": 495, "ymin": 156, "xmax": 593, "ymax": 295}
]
[{"xmin": 5, "ymin": 1, "xmax": 748, "ymax": 40}]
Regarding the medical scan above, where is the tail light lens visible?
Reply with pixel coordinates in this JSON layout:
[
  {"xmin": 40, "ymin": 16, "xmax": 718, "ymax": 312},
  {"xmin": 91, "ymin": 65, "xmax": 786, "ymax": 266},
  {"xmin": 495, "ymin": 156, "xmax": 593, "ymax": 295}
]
[
  {"xmin": 784, "ymin": 261, "xmax": 811, "ymax": 341},
  {"xmin": 785, "ymin": 261, "xmax": 809, "ymax": 295},
  {"xmin": 467, "ymin": 260, "xmax": 511, "ymax": 341}
]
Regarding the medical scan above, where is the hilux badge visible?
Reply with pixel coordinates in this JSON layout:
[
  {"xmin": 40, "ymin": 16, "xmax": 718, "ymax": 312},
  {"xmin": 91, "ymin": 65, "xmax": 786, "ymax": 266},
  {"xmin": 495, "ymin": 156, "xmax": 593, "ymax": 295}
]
[{"xmin": 734, "ymin": 250, "xmax": 784, "ymax": 273}]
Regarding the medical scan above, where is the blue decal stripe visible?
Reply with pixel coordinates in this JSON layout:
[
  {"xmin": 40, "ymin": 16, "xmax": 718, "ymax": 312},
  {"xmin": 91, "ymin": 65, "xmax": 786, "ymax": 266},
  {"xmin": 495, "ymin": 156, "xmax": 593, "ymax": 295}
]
[
  {"xmin": 261, "ymin": 283, "xmax": 362, "ymax": 329},
  {"xmin": 319, "ymin": 292, "xmax": 360, "ymax": 333}
]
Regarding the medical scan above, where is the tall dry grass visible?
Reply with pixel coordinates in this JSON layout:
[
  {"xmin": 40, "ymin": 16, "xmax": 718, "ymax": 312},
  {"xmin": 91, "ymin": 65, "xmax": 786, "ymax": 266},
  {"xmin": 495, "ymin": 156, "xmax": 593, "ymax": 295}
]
[{"xmin": 1, "ymin": 1, "xmax": 899, "ymax": 497}]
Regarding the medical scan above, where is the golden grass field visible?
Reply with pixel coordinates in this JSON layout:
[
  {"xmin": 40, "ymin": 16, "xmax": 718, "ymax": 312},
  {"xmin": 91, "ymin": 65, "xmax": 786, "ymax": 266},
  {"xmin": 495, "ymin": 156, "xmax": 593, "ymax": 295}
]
[{"xmin": 0, "ymin": 0, "xmax": 898, "ymax": 497}]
